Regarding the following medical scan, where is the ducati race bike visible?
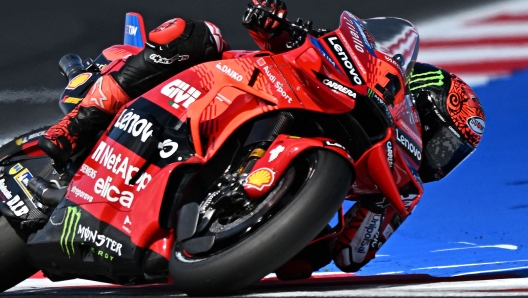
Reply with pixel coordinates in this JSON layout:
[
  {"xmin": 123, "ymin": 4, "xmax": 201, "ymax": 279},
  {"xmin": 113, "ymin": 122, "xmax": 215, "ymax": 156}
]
[{"xmin": 0, "ymin": 7, "xmax": 423, "ymax": 296}]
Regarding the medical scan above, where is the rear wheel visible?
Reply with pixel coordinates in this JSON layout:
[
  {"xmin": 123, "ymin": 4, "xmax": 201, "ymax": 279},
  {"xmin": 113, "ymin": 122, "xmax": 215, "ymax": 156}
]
[
  {"xmin": 0, "ymin": 127, "xmax": 51, "ymax": 292},
  {"xmin": 170, "ymin": 149, "xmax": 353, "ymax": 296},
  {"xmin": 0, "ymin": 216, "xmax": 38, "ymax": 292}
]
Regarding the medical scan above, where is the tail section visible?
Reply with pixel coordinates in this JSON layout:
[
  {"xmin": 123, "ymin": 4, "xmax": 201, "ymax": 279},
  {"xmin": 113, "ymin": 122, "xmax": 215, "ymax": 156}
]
[{"xmin": 124, "ymin": 12, "xmax": 147, "ymax": 48}]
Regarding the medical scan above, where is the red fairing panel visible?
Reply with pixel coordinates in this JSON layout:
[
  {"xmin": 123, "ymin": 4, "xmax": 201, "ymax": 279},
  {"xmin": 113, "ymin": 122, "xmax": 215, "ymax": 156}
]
[{"xmin": 243, "ymin": 135, "xmax": 354, "ymax": 200}]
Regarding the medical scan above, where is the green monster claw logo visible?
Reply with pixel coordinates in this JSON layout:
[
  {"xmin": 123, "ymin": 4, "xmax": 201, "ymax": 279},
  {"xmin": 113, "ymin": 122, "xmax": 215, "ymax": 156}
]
[
  {"xmin": 60, "ymin": 206, "xmax": 81, "ymax": 258},
  {"xmin": 409, "ymin": 70, "xmax": 444, "ymax": 91}
]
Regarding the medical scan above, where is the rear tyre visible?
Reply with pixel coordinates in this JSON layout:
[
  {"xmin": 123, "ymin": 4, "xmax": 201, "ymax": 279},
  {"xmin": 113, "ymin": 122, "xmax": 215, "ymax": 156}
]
[
  {"xmin": 170, "ymin": 149, "xmax": 353, "ymax": 296},
  {"xmin": 0, "ymin": 216, "xmax": 38, "ymax": 292}
]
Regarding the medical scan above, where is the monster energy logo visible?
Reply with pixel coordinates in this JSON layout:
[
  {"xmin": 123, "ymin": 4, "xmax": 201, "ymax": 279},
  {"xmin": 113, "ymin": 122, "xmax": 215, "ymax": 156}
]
[
  {"xmin": 409, "ymin": 70, "xmax": 444, "ymax": 91},
  {"xmin": 60, "ymin": 206, "xmax": 81, "ymax": 258}
]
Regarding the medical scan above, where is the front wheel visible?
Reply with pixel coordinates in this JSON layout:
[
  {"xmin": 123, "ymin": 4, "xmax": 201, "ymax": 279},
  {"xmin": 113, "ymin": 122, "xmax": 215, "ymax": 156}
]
[{"xmin": 169, "ymin": 149, "xmax": 353, "ymax": 296}]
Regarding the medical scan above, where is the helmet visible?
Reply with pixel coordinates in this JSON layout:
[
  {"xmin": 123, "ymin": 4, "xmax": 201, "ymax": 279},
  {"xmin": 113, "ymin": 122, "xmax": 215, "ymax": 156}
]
[{"xmin": 410, "ymin": 63, "xmax": 486, "ymax": 183}]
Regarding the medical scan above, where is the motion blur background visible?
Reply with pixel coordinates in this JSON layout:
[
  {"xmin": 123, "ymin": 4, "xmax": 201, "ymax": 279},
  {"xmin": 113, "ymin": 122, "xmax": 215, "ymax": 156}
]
[{"xmin": 3, "ymin": 0, "xmax": 528, "ymax": 281}]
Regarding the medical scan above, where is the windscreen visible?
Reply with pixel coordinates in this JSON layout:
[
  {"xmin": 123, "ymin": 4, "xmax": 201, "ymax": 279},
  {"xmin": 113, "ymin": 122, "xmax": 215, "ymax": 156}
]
[{"xmin": 361, "ymin": 16, "xmax": 420, "ymax": 82}]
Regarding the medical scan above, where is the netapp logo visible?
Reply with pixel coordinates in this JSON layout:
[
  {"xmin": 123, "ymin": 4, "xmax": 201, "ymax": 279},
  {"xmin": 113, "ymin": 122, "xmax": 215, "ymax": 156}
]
[{"xmin": 325, "ymin": 36, "xmax": 363, "ymax": 85}]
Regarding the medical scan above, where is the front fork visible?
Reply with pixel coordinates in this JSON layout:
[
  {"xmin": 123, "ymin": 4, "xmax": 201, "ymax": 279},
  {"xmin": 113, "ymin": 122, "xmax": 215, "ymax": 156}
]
[{"xmin": 236, "ymin": 111, "xmax": 294, "ymax": 179}]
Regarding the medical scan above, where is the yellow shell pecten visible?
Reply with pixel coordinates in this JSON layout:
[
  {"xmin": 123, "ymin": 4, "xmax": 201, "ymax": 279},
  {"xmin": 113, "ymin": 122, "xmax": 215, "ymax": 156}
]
[{"xmin": 246, "ymin": 168, "xmax": 274, "ymax": 190}]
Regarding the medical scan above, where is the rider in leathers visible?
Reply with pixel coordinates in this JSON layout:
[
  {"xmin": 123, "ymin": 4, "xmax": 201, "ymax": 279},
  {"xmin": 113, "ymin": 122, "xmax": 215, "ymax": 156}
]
[{"xmin": 38, "ymin": 0, "xmax": 486, "ymax": 279}]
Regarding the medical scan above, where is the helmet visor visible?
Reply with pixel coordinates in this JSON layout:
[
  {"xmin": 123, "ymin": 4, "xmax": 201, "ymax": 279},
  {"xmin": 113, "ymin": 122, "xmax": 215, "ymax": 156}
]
[{"xmin": 423, "ymin": 125, "xmax": 475, "ymax": 180}]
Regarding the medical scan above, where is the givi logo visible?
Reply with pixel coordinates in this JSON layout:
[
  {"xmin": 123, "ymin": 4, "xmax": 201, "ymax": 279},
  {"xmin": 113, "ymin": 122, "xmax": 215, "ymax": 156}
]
[{"xmin": 161, "ymin": 79, "xmax": 201, "ymax": 109}]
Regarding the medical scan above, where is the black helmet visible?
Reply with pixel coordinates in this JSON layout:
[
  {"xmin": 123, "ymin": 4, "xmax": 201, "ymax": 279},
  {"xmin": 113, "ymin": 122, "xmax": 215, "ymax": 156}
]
[{"xmin": 410, "ymin": 63, "xmax": 486, "ymax": 183}]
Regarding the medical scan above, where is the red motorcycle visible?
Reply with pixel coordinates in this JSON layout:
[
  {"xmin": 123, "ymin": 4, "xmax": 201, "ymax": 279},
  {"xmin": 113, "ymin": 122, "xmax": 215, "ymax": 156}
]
[{"xmin": 0, "ymin": 7, "xmax": 422, "ymax": 296}]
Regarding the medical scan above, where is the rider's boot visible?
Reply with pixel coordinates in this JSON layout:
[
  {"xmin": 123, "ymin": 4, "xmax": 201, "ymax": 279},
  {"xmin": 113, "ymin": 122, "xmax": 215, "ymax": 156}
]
[
  {"xmin": 331, "ymin": 195, "xmax": 388, "ymax": 272},
  {"xmin": 38, "ymin": 74, "xmax": 130, "ymax": 168},
  {"xmin": 275, "ymin": 226, "xmax": 333, "ymax": 280},
  {"xmin": 38, "ymin": 104, "xmax": 113, "ymax": 167}
]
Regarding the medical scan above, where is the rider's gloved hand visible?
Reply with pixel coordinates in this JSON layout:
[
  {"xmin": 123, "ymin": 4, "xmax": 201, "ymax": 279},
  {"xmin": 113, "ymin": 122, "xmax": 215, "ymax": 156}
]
[{"xmin": 243, "ymin": 0, "xmax": 288, "ymax": 36}]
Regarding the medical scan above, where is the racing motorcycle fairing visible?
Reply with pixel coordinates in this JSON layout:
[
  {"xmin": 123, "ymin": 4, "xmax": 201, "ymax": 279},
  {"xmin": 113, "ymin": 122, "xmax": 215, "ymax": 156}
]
[
  {"xmin": 123, "ymin": 12, "xmax": 147, "ymax": 49},
  {"xmin": 0, "ymin": 160, "xmax": 50, "ymax": 223},
  {"xmin": 0, "ymin": 128, "xmax": 52, "ymax": 226},
  {"xmin": 243, "ymin": 134, "xmax": 355, "ymax": 200},
  {"xmin": 18, "ymin": 9, "xmax": 426, "ymax": 286},
  {"xmin": 350, "ymin": 127, "xmax": 424, "ymax": 219}
]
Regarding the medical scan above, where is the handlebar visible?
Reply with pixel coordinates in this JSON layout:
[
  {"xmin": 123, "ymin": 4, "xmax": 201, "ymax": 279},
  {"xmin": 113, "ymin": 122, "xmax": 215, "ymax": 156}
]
[{"xmin": 243, "ymin": 5, "xmax": 329, "ymax": 48}]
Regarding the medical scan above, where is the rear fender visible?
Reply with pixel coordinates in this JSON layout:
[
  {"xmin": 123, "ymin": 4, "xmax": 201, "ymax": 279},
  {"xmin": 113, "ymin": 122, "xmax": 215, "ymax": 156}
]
[{"xmin": 243, "ymin": 134, "xmax": 354, "ymax": 200}]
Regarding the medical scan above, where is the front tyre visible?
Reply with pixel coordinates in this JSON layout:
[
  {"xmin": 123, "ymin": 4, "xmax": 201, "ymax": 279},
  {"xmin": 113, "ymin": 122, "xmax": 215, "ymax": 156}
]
[
  {"xmin": 0, "ymin": 216, "xmax": 38, "ymax": 292},
  {"xmin": 169, "ymin": 149, "xmax": 353, "ymax": 296}
]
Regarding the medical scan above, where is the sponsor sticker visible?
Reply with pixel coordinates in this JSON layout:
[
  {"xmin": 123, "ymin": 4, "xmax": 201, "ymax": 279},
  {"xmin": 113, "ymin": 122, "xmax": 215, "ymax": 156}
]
[
  {"xmin": 123, "ymin": 215, "xmax": 132, "ymax": 234},
  {"xmin": 386, "ymin": 141, "xmax": 394, "ymax": 169},
  {"xmin": 125, "ymin": 24, "xmax": 137, "ymax": 36},
  {"xmin": 9, "ymin": 163, "xmax": 24, "ymax": 175},
  {"xmin": 149, "ymin": 53, "xmax": 189, "ymax": 64},
  {"xmin": 369, "ymin": 88, "xmax": 394, "ymax": 125},
  {"xmin": 61, "ymin": 206, "xmax": 82, "ymax": 258},
  {"xmin": 71, "ymin": 185, "xmax": 94, "ymax": 202},
  {"xmin": 348, "ymin": 17, "xmax": 376, "ymax": 56},
  {"xmin": 216, "ymin": 62, "xmax": 243, "ymax": 81},
  {"xmin": 309, "ymin": 36, "xmax": 339, "ymax": 71},
  {"xmin": 325, "ymin": 35, "xmax": 363, "ymax": 85},
  {"xmin": 80, "ymin": 164, "xmax": 97, "ymax": 179},
  {"xmin": 468, "ymin": 116, "xmax": 485, "ymax": 135},
  {"xmin": 78, "ymin": 224, "xmax": 123, "ymax": 257},
  {"xmin": 66, "ymin": 73, "xmax": 92, "ymax": 90},
  {"xmin": 161, "ymin": 79, "xmax": 201, "ymax": 109},
  {"xmin": 113, "ymin": 109, "xmax": 154, "ymax": 142},
  {"xmin": 262, "ymin": 65, "xmax": 293, "ymax": 103},
  {"xmin": 268, "ymin": 145, "xmax": 285, "ymax": 162},
  {"xmin": 14, "ymin": 168, "xmax": 34, "ymax": 199},
  {"xmin": 15, "ymin": 130, "xmax": 45, "ymax": 146},
  {"xmin": 159, "ymin": 139, "xmax": 179, "ymax": 159},
  {"xmin": 62, "ymin": 96, "xmax": 84, "ymax": 104},
  {"xmin": 245, "ymin": 168, "xmax": 275, "ymax": 191},
  {"xmin": 395, "ymin": 128, "xmax": 422, "ymax": 163},
  {"xmin": 91, "ymin": 140, "xmax": 152, "ymax": 193},
  {"xmin": 0, "ymin": 178, "xmax": 29, "ymax": 216},
  {"xmin": 324, "ymin": 140, "xmax": 347, "ymax": 151},
  {"xmin": 314, "ymin": 72, "xmax": 356, "ymax": 99},
  {"xmin": 94, "ymin": 176, "xmax": 134, "ymax": 208},
  {"xmin": 60, "ymin": 205, "xmax": 122, "ymax": 261},
  {"xmin": 0, "ymin": 178, "xmax": 11, "ymax": 201},
  {"xmin": 409, "ymin": 69, "xmax": 444, "ymax": 91},
  {"xmin": 351, "ymin": 212, "xmax": 381, "ymax": 264}
]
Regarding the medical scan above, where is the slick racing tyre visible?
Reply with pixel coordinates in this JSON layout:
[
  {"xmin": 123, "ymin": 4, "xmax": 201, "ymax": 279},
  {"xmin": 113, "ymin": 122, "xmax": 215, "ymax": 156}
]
[
  {"xmin": 0, "ymin": 215, "xmax": 39, "ymax": 292},
  {"xmin": 0, "ymin": 128, "xmax": 50, "ymax": 292},
  {"xmin": 170, "ymin": 149, "xmax": 353, "ymax": 296}
]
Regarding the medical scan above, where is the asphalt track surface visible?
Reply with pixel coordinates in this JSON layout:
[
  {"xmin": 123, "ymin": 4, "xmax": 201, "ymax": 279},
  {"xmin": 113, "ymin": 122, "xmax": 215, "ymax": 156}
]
[{"xmin": 2, "ymin": 0, "xmax": 525, "ymax": 297}]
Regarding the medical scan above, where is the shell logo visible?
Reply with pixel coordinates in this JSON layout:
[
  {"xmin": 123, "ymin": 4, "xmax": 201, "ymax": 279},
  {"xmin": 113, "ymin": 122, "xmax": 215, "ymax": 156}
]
[
  {"xmin": 66, "ymin": 73, "xmax": 92, "ymax": 90},
  {"xmin": 245, "ymin": 168, "xmax": 275, "ymax": 191}
]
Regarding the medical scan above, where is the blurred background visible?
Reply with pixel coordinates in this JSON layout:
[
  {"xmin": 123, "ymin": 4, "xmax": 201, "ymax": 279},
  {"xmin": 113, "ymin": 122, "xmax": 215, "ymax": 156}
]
[{"xmin": 3, "ymin": 0, "xmax": 528, "ymax": 280}]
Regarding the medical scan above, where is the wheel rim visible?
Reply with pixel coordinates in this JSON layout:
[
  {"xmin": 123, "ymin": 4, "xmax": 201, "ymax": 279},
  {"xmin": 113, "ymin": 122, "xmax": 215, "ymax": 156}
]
[{"xmin": 175, "ymin": 152, "xmax": 318, "ymax": 261}]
